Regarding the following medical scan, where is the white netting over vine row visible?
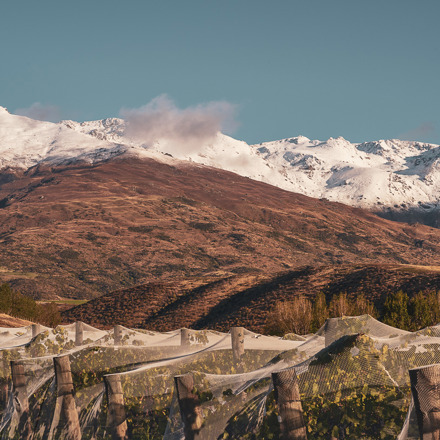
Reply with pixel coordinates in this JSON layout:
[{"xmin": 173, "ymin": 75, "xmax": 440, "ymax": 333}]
[{"xmin": 2, "ymin": 315, "xmax": 440, "ymax": 439}]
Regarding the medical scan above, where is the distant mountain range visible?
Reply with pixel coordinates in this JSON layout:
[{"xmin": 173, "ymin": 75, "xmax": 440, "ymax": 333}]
[
  {"xmin": 2, "ymin": 106, "xmax": 440, "ymax": 301},
  {"xmin": 1, "ymin": 106, "xmax": 440, "ymax": 225}
]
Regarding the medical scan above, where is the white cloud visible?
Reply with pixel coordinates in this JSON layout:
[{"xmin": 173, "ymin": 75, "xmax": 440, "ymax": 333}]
[
  {"xmin": 120, "ymin": 95, "xmax": 238, "ymax": 154},
  {"xmin": 399, "ymin": 122, "xmax": 437, "ymax": 143},
  {"xmin": 14, "ymin": 102, "xmax": 61, "ymax": 122}
]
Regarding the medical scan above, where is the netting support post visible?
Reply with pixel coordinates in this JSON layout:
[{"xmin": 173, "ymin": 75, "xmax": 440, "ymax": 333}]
[
  {"xmin": 181, "ymin": 328, "xmax": 191, "ymax": 346},
  {"xmin": 174, "ymin": 374, "xmax": 203, "ymax": 440},
  {"xmin": 31, "ymin": 323, "xmax": 41, "ymax": 338},
  {"xmin": 409, "ymin": 364, "xmax": 440, "ymax": 439},
  {"xmin": 0, "ymin": 353, "xmax": 10, "ymax": 414},
  {"xmin": 10, "ymin": 360, "xmax": 31, "ymax": 439},
  {"xmin": 114, "ymin": 325, "xmax": 122, "ymax": 346},
  {"xmin": 231, "ymin": 327, "xmax": 245, "ymax": 364},
  {"xmin": 53, "ymin": 355, "xmax": 82, "ymax": 440},
  {"xmin": 323, "ymin": 318, "xmax": 339, "ymax": 347},
  {"xmin": 104, "ymin": 374, "xmax": 128, "ymax": 440},
  {"xmin": 0, "ymin": 375, "xmax": 8, "ymax": 416},
  {"xmin": 272, "ymin": 369, "xmax": 307, "ymax": 440},
  {"xmin": 75, "ymin": 321, "xmax": 83, "ymax": 347}
]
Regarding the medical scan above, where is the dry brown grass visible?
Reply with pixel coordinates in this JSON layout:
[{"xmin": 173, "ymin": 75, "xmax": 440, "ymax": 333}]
[
  {"xmin": 396, "ymin": 264, "xmax": 440, "ymax": 273},
  {"xmin": 2, "ymin": 157, "xmax": 440, "ymax": 301},
  {"xmin": 0, "ymin": 313, "xmax": 32, "ymax": 327}
]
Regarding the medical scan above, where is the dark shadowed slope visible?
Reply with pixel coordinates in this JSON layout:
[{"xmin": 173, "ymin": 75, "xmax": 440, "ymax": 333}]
[{"xmin": 62, "ymin": 264, "xmax": 440, "ymax": 332}]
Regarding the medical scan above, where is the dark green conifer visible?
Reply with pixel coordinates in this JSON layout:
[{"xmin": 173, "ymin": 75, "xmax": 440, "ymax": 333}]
[
  {"xmin": 382, "ymin": 290, "xmax": 410, "ymax": 330},
  {"xmin": 409, "ymin": 291, "xmax": 432, "ymax": 330},
  {"xmin": 0, "ymin": 283, "xmax": 13, "ymax": 314}
]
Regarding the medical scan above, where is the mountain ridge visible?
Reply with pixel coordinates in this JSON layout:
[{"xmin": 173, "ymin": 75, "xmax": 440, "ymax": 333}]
[{"xmin": 1, "ymin": 106, "xmax": 439, "ymax": 223}]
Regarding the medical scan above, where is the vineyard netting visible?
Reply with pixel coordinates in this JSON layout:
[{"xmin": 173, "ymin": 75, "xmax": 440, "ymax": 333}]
[{"xmin": 1, "ymin": 315, "xmax": 440, "ymax": 439}]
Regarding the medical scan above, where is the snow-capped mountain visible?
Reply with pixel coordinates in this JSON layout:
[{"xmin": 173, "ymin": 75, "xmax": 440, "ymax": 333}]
[
  {"xmin": 0, "ymin": 106, "xmax": 127, "ymax": 168},
  {"xmin": 253, "ymin": 136, "xmax": 440, "ymax": 211},
  {"xmin": 59, "ymin": 115, "xmax": 282, "ymax": 183},
  {"xmin": 58, "ymin": 109, "xmax": 440, "ymax": 212},
  {"xmin": 1, "ymin": 105, "xmax": 440, "ymax": 215}
]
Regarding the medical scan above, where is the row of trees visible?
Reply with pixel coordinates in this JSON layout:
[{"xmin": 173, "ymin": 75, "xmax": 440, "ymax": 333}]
[
  {"xmin": 0, "ymin": 283, "xmax": 61, "ymax": 327},
  {"xmin": 382, "ymin": 290, "xmax": 440, "ymax": 331},
  {"xmin": 265, "ymin": 290, "xmax": 440, "ymax": 335}
]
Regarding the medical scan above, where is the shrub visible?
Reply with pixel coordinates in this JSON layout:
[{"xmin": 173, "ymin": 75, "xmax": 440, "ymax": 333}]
[
  {"xmin": 329, "ymin": 293, "xmax": 352, "ymax": 317},
  {"xmin": 189, "ymin": 222, "xmax": 216, "ymax": 232},
  {"xmin": 351, "ymin": 293, "xmax": 377, "ymax": 317},
  {"xmin": 266, "ymin": 291, "xmax": 380, "ymax": 336},
  {"xmin": 59, "ymin": 249, "xmax": 80, "ymax": 260},
  {"xmin": 264, "ymin": 296, "xmax": 313, "ymax": 335},
  {"xmin": 128, "ymin": 226, "xmax": 154, "ymax": 233},
  {"xmin": 37, "ymin": 303, "xmax": 61, "ymax": 327},
  {"xmin": 85, "ymin": 232, "xmax": 99, "ymax": 242},
  {"xmin": 311, "ymin": 291, "xmax": 328, "ymax": 332}
]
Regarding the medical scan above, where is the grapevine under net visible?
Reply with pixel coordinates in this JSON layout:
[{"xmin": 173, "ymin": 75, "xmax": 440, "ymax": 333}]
[{"xmin": 1, "ymin": 315, "xmax": 440, "ymax": 438}]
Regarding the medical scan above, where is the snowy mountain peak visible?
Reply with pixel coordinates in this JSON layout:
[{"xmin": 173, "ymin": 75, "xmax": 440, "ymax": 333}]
[
  {"xmin": 356, "ymin": 139, "xmax": 433, "ymax": 157},
  {"xmin": 250, "ymin": 135, "xmax": 440, "ymax": 210},
  {"xmin": 1, "ymin": 107, "xmax": 440, "ymax": 214},
  {"xmin": 60, "ymin": 118, "xmax": 126, "ymax": 144},
  {"xmin": 0, "ymin": 108, "xmax": 130, "ymax": 169},
  {"xmin": 285, "ymin": 135, "xmax": 311, "ymax": 145}
]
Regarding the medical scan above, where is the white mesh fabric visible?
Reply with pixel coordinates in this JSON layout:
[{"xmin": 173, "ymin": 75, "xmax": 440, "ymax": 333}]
[{"xmin": 1, "ymin": 318, "xmax": 440, "ymax": 438}]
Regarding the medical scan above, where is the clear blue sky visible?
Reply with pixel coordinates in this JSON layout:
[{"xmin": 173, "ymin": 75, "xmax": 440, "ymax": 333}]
[{"xmin": 1, "ymin": 0, "xmax": 439, "ymax": 144}]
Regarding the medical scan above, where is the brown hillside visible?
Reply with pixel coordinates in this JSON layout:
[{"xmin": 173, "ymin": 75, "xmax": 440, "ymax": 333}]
[
  {"xmin": 62, "ymin": 264, "xmax": 440, "ymax": 332},
  {"xmin": 0, "ymin": 313, "xmax": 33, "ymax": 327},
  {"xmin": 1, "ymin": 156, "xmax": 440, "ymax": 299}
]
